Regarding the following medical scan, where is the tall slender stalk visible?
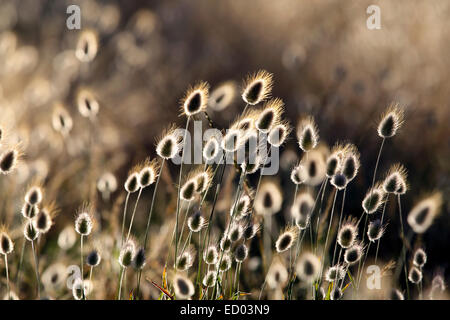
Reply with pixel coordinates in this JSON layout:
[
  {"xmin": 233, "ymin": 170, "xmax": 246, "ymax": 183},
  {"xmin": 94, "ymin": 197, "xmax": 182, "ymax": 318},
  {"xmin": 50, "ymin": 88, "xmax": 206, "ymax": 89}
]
[
  {"xmin": 4, "ymin": 255, "xmax": 10, "ymax": 300},
  {"xmin": 117, "ymin": 267, "xmax": 124, "ymax": 300},
  {"xmin": 126, "ymin": 187, "xmax": 143, "ymax": 241},
  {"xmin": 31, "ymin": 240, "xmax": 41, "ymax": 299},
  {"xmin": 332, "ymin": 187, "xmax": 346, "ymax": 266},
  {"xmin": 121, "ymin": 192, "xmax": 131, "ymax": 246},
  {"xmin": 319, "ymin": 189, "xmax": 338, "ymax": 280},
  {"xmin": 374, "ymin": 198, "xmax": 388, "ymax": 263},
  {"xmin": 80, "ymin": 234, "xmax": 85, "ymax": 300}
]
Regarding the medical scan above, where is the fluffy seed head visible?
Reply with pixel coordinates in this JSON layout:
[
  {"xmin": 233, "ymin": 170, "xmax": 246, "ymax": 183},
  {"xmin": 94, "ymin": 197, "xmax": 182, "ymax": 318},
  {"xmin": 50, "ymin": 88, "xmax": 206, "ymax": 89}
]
[
  {"xmin": 0, "ymin": 230, "xmax": 13, "ymax": 255},
  {"xmin": 377, "ymin": 103, "xmax": 404, "ymax": 138},
  {"xmin": 220, "ymin": 235, "xmax": 232, "ymax": 252},
  {"xmin": 255, "ymin": 98, "xmax": 284, "ymax": 133},
  {"xmin": 194, "ymin": 168, "xmax": 212, "ymax": 194},
  {"xmin": 173, "ymin": 274, "xmax": 195, "ymax": 299},
  {"xmin": 383, "ymin": 164, "xmax": 408, "ymax": 194},
  {"xmin": 203, "ymin": 270, "xmax": 217, "ymax": 287},
  {"xmin": 21, "ymin": 203, "xmax": 38, "ymax": 219},
  {"xmin": 208, "ymin": 81, "xmax": 236, "ymax": 112},
  {"xmin": 268, "ymin": 122, "xmax": 291, "ymax": 147},
  {"xmin": 344, "ymin": 243, "xmax": 364, "ymax": 265},
  {"xmin": 266, "ymin": 259, "xmax": 288, "ymax": 289},
  {"xmin": 75, "ymin": 29, "xmax": 98, "ymax": 62},
  {"xmin": 407, "ymin": 192, "xmax": 442, "ymax": 234},
  {"xmin": 75, "ymin": 211, "xmax": 93, "ymax": 236},
  {"xmin": 275, "ymin": 227, "xmax": 298, "ymax": 252},
  {"xmin": 77, "ymin": 88, "xmax": 99, "ymax": 119},
  {"xmin": 221, "ymin": 128, "xmax": 242, "ymax": 153},
  {"xmin": 296, "ymin": 253, "xmax": 320, "ymax": 283},
  {"xmin": 181, "ymin": 81, "xmax": 209, "ymax": 117},
  {"xmin": 25, "ymin": 186, "xmax": 43, "ymax": 205},
  {"xmin": 337, "ymin": 218, "xmax": 358, "ymax": 248},
  {"xmin": 326, "ymin": 144, "xmax": 346, "ymax": 178},
  {"xmin": 156, "ymin": 125, "xmax": 182, "ymax": 160},
  {"xmin": 218, "ymin": 253, "xmax": 232, "ymax": 272},
  {"xmin": 124, "ymin": 172, "xmax": 140, "ymax": 193},
  {"xmin": 203, "ymin": 245, "xmax": 218, "ymax": 265},
  {"xmin": 228, "ymin": 222, "xmax": 244, "ymax": 242},
  {"xmin": 297, "ymin": 116, "xmax": 319, "ymax": 152},
  {"xmin": 187, "ymin": 211, "xmax": 206, "ymax": 233},
  {"xmin": 52, "ymin": 103, "xmax": 73, "ymax": 136},
  {"xmin": 367, "ymin": 219, "xmax": 385, "ymax": 242},
  {"xmin": 413, "ymin": 248, "xmax": 427, "ymax": 268},
  {"xmin": 180, "ymin": 178, "xmax": 197, "ymax": 201},
  {"xmin": 231, "ymin": 194, "xmax": 251, "ymax": 217},
  {"xmin": 408, "ymin": 266, "xmax": 423, "ymax": 284},
  {"xmin": 331, "ymin": 172, "xmax": 348, "ymax": 190},
  {"xmin": 119, "ymin": 240, "xmax": 136, "ymax": 268},
  {"xmin": 234, "ymin": 243, "xmax": 248, "ymax": 262},
  {"xmin": 254, "ymin": 180, "xmax": 283, "ymax": 216},
  {"xmin": 139, "ymin": 159, "xmax": 159, "ymax": 188},
  {"xmin": 341, "ymin": 144, "xmax": 360, "ymax": 182},
  {"xmin": 33, "ymin": 207, "xmax": 54, "ymax": 234},
  {"xmin": 177, "ymin": 248, "xmax": 194, "ymax": 271},
  {"xmin": 362, "ymin": 184, "xmax": 385, "ymax": 214},
  {"xmin": 133, "ymin": 247, "xmax": 146, "ymax": 270},
  {"xmin": 241, "ymin": 69, "xmax": 273, "ymax": 105},
  {"xmin": 325, "ymin": 265, "xmax": 346, "ymax": 282},
  {"xmin": 244, "ymin": 222, "xmax": 260, "ymax": 240},
  {"xmin": 0, "ymin": 147, "xmax": 19, "ymax": 174},
  {"xmin": 24, "ymin": 220, "xmax": 39, "ymax": 241},
  {"xmin": 290, "ymin": 163, "xmax": 307, "ymax": 185},
  {"xmin": 86, "ymin": 249, "xmax": 101, "ymax": 267},
  {"xmin": 203, "ymin": 136, "xmax": 220, "ymax": 162}
]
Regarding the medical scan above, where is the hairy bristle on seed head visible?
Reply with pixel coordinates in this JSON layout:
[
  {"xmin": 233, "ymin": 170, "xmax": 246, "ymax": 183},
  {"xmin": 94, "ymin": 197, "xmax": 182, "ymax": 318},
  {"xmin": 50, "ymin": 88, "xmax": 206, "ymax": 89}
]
[
  {"xmin": 75, "ymin": 209, "xmax": 93, "ymax": 236},
  {"xmin": 362, "ymin": 184, "xmax": 385, "ymax": 214},
  {"xmin": 344, "ymin": 243, "xmax": 364, "ymax": 265},
  {"xmin": 413, "ymin": 248, "xmax": 427, "ymax": 268},
  {"xmin": 290, "ymin": 162, "xmax": 307, "ymax": 185},
  {"xmin": 203, "ymin": 245, "xmax": 218, "ymax": 265},
  {"xmin": 377, "ymin": 103, "xmax": 404, "ymax": 138},
  {"xmin": 0, "ymin": 147, "xmax": 20, "ymax": 175},
  {"xmin": 187, "ymin": 210, "xmax": 206, "ymax": 233},
  {"xmin": 408, "ymin": 266, "xmax": 422, "ymax": 284},
  {"xmin": 24, "ymin": 220, "xmax": 39, "ymax": 242},
  {"xmin": 138, "ymin": 158, "xmax": 159, "ymax": 188},
  {"xmin": 203, "ymin": 136, "xmax": 221, "ymax": 162},
  {"xmin": 241, "ymin": 69, "xmax": 273, "ymax": 105},
  {"xmin": 234, "ymin": 243, "xmax": 248, "ymax": 262},
  {"xmin": 297, "ymin": 116, "xmax": 319, "ymax": 152},
  {"xmin": 325, "ymin": 264, "xmax": 346, "ymax": 282},
  {"xmin": 383, "ymin": 163, "xmax": 408, "ymax": 194},
  {"xmin": 173, "ymin": 274, "xmax": 195, "ymax": 299},
  {"xmin": 0, "ymin": 230, "xmax": 14, "ymax": 255},
  {"xmin": 119, "ymin": 239, "xmax": 136, "ymax": 268},
  {"xmin": 407, "ymin": 192, "xmax": 442, "ymax": 234},
  {"xmin": 367, "ymin": 219, "xmax": 386, "ymax": 242},
  {"xmin": 337, "ymin": 217, "xmax": 358, "ymax": 248},
  {"xmin": 156, "ymin": 124, "xmax": 182, "ymax": 160},
  {"xmin": 275, "ymin": 227, "xmax": 298, "ymax": 252},
  {"xmin": 181, "ymin": 81, "xmax": 209, "ymax": 117},
  {"xmin": 86, "ymin": 249, "xmax": 101, "ymax": 267},
  {"xmin": 341, "ymin": 143, "xmax": 360, "ymax": 182},
  {"xmin": 124, "ymin": 171, "xmax": 140, "ymax": 193},
  {"xmin": 255, "ymin": 98, "xmax": 284, "ymax": 133},
  {"xmin": 268, "ymin": 121, "xmax": 291, "ymax": 147}
]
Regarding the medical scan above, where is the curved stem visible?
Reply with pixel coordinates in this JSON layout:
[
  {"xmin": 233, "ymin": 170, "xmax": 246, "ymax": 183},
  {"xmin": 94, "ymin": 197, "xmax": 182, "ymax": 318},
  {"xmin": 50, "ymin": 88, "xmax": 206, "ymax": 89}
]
[
  {"xmin": 121, "ymin": 192, "xmax": 131, "ymax": 246},
  {"xmin": 31, "ymin": 240, "xmax": 41, "ymax": 299},
  {"xmin": 126, "ymin": 187, "xmax": 143, "ymax": 241}
]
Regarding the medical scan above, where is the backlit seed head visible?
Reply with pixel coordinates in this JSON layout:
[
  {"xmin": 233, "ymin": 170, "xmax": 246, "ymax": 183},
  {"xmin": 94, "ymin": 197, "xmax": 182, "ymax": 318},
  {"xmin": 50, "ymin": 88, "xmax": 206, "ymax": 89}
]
[
  {"xmin": 220, "ymin": 235, "xmax": 232, "ymax": 252},
  {"xmin": 133, "ymin": 247, "xmax": 146, "ymax": 270},
  {"xmin": 228, "ymin": 222, "xmax": 244, "ymax": 242},
  {"xmin": 75, "ymin": 29, "xmax": 98, "ymax": 62},
  {"xmin": 222, "ymin": 128, "xmax": 243, "ymax": 153},
  {"xmin": 390, "ymin": 289, "xmax": 405, "ymax": 300},
  {"xmin": 194, "ymin": 168, "xmax": 213, "ymax": 194},
  {"xmin": 181, "ymin": 81, "xmax": 209, "ymax": 117},
  {"xmin": 86, "ymin": 249, "xmax": 101, "ymax": 267},
  {"xmin": 0, "ymin": 147, "xmax": 20, "ymax": 174},
  {"xmin": 203, "ymin": 270, "xmax": 217, "ymax": 287},
  {"xmin": 181, "ymin": 178, "xmax": 197, "ymax": 201},
  {"xmin": 75, "ymin": 210, "xmax": 93, "ymax": 236},
  {"xmin": 297, "ymin": 116, "xmax": 319, "ymax": 152},
  {"xmin": 290, "ymin": 163, "xmax": 307, "ymax": 185},
  {"xmin": 72, "ymin": 278, "xmax": 85, "ymax": 300},
  {"xmin": 203, "ymin": 245, "xmax": 219, "ymax": 265},
  {"xmin": 362, "ymin": 184, "xmax": 385, "ymax": 214},
  {"xmin": 383, "ymin": 163, "xmax": 408, "ymax": 194},
  {"xmin": 52, "ymin": 103, "xmax": 73, "ymax": 136},
  {"xmin": 23, "ymin": 220, "xmax": 39, "ymax": 241},
  {"xmin": 395, "ymin": 179, "xmax": 408, "ymax": 195},
  {"xmin": 301, "ymin": 150, "xmax": 326, "ymax": 186},
  {"xmin": 255, "ymin": 98, "xmax": 284, "ymax": 133},
  {"xmin": 244, "ymin": 222, "xmax": 260, "ymax": 240},
  {"xmin": 296, "ymin": 253, "xmax": 320, "ymax": 283},
  {"xmin": 290, "ymin": 192, "xmax": 314, "ymax": 221},
  {"xmin": 119, "ymin": 240, "xmax": 136, "ymax": 268},
  {"xmin": 408, "ymin": 266, "xmax": 422, "ymax": 284},
  {"xmin": 97, "ymin": 172, "xmax": 118, "ymax": 194},
  {"xmin": 337, "ymin": 217, "xmax": 358, "ymax": 248},
  {"xmin": 234, "ymin": 243, "xmax": 248, "ymax": 262},
  {"xmin": 203, "ymin": 136, "xmax": 221, "ymax": 162},
  {"xmin": 25, "ymin": 185, "xmax": 43, "ymax": 205},
  {"xmin": 208, "ymin": 81, "xmax": 236, "ymax": 112},
  {"xmin": 266, "ymin": 259, "xmax": 288, "ymax": 289},
  {"xmin": 344, "ymin": 243, "xmax": 364, "ymax": 265},
  {"xmin": 156, "ymin": 125, "xmax": 182, "ymax": 160},
  {"xmin": 367, "ymin": 219, "xmax": 385, "ymax": 242},
  {"xmin": 124, "ymin": 172, "xmax": 140, "ymax": 193},
  {"xmin": 177, "ymin": 248, "xmax": 194, "ymax": 271},
  {"xmin": 326, "ymin": 154, "xmax": 341, "ymax": 178},
  {"xmin": 77, "ymin": 88, "xmax": 99, "ymax": 119},
  {"xmin": 331, "ymin": 173, "xmax": 347, "ymax": 190},
  {"xmin": 33, "ymin": 207, "xmax": 54, "ymax": 234},
  {"xmin": 268, "ymin": 122, "xmax": 291, "ymax": 147},
  {"xmin": 0, "ymin": 230, "xmax": 13, "ymax": 255},
  {"xmin": 139, "ymin": 159, "xmax": 159, "ymax": 188},
  {"xmin": 57, "ymin": 226, "xmax": 77, "ymax": 250},
  {"xmin": 407, "ymin": 192, "xmax": 442, "ymax": 234},
  {"xmin": 275, "ymin": 227, "xmax": 298, "ymax": 253},
  {"xmin": 377, "ymin": 103, "xmax": 404, "ymax": 138},
  {"xmin": 341, "ymin": 144, "xmax": 360, "ymax": 182},
  {"xmin": 231, "ymin": 194, "xmax": 251, "ymax": 217},
  {"xmin": 254, "ymin": 180, "xmax": 283, "ymax": 216},
  {"xmin": 325, "ymin": 265, "xmax": 346, "ymax": 282},
  {"xmin": 413, "ymin": 248, "xmax": 427, "ymax": 268},
  {"xmin": 21, "ymin": 202, "xmax": 39, "ymax": 219},
  {"xmin": 330, "ymin": 287, "xmax": 343, "ymax": 300},
  {"xmin": 218, "ymin": 253, "xmax": 232, "ymax": 272},
  {"xmin": 173, "ymin": 274, "xmax": 195, "ymax": 299},
  {"xmin": 187, "ymin": 210, "xmax": 206, "ymax": 233},
  {"xmin": 241, "ymin": 70, "xmax": 273, "ymax": 105}
]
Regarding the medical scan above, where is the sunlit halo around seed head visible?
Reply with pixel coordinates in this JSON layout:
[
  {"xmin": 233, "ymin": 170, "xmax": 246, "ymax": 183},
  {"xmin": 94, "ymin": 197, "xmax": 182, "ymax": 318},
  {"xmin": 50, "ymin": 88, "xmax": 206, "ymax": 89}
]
[
  {"xmin": 181, "ymin": 81, "xmax": 209, "ymax": 117},
  {"xmin": 407, "ymin": 192, "xmax": 442, "ymax": 234},
  {"xmin": 297, "ymin": 116, "xmax": 319, "ymax": 152},
  {"xmin": 241, "ymin": 69, "xmax": 273, "ymax": 106},
  {"xmin": 377, "ymin": 103, "xmax": 404, "ymax": 139}
]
